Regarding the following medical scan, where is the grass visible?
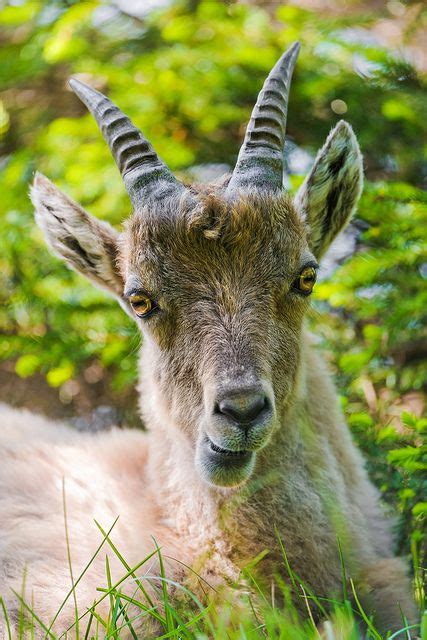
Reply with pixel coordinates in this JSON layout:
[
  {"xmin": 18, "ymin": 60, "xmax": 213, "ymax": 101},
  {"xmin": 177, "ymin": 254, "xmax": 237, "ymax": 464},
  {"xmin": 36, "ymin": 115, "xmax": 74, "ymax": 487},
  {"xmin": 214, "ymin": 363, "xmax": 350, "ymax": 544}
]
[{"xmin": 0, "ymin": 515, "xmax": 424, "ymax": 640}]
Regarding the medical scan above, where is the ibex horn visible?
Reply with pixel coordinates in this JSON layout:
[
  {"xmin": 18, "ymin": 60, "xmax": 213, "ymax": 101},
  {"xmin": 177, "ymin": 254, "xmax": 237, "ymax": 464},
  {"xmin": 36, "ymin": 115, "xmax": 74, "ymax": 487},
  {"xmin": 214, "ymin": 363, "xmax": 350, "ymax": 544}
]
[
  {"xmin": 226, "ymin": 41, "xmax": 300, "ymax": 195},
  {"xmin": 69, "ymin": 78, "xmax": 185, "ymax": 206}
]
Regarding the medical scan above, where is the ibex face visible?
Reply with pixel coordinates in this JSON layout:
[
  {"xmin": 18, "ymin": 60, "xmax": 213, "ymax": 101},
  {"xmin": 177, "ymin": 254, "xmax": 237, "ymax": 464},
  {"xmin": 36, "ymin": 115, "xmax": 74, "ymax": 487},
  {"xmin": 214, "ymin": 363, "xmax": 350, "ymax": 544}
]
[
  {"xmin": 122, "ymin": 187, "xmax": 311, "ymax": 487},
  {"xmin": 32, "ymin": 43, "xmax": 363, "ymax": 488}
]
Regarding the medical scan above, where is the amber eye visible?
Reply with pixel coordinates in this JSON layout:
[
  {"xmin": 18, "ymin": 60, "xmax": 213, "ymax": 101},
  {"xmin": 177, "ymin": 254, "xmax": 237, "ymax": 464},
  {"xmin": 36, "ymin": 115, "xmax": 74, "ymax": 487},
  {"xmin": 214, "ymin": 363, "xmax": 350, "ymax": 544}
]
[
  {"xmin": 294, "ymin": 266, "xmax": 317, "ymax": 296},
  {"xmin": 129, "ymin": 293, "xmax": 155, "ymax": 318}
]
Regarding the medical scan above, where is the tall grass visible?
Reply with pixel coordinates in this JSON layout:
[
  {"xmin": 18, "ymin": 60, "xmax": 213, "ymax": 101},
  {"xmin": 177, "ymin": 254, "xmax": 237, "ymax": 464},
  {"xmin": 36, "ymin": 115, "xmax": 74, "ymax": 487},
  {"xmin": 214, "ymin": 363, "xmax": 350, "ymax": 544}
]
[{"xmin": 0, "ymin": 516, "xmax": 424, "ymax": 640}]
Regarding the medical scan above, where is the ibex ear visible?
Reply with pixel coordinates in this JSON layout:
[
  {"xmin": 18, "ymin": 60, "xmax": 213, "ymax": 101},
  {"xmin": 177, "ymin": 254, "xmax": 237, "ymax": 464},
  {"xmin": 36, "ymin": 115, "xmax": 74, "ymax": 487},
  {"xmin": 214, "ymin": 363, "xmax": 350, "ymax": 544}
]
[
  {"xmin": 31, "ymin": 173, "xmax": 126, "ymax": 303},
  {"xmin": 294, "ymin": 120, "xmax": 363, "ymax": 258}
]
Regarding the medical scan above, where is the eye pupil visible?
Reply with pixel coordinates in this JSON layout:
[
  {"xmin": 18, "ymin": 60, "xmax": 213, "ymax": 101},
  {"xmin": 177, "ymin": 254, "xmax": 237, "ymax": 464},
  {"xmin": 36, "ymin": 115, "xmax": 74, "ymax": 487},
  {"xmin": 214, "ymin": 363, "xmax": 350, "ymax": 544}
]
[
  {"xmin": 129, "ymin": 294, "xmax": 154, "ymax": 317},
  {"xmin": 295, "ymin": 266, "xmax": 317, "ymax": 295}
]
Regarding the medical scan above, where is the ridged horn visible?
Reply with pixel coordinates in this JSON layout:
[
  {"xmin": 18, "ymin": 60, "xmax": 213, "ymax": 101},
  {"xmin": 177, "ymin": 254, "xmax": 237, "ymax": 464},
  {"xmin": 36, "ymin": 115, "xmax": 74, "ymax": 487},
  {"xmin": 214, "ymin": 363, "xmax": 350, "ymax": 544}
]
[
  {"xmin": 226, "ymin": 42, "xmax": 300, "ymax": 195},
  {"xmin": 69, "ymin": 78, "xmax": 185, "ymax": 206}
]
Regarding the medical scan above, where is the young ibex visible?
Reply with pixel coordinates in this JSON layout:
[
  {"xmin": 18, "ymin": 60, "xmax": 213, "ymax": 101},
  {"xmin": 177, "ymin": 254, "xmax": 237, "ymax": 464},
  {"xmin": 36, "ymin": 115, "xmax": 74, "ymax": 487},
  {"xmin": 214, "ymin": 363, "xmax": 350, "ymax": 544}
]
[{"xmin": 0, "ymin": 43, "xmax": 416, "ymax": 636}]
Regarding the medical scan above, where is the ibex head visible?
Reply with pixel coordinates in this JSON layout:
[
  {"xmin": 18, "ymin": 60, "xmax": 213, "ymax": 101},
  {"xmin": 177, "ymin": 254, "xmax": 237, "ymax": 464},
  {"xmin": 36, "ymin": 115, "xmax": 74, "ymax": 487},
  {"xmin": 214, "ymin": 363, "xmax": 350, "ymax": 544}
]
[{"xmin": 31, "ymin": 43, "xmax": 363, "ymax": 488}]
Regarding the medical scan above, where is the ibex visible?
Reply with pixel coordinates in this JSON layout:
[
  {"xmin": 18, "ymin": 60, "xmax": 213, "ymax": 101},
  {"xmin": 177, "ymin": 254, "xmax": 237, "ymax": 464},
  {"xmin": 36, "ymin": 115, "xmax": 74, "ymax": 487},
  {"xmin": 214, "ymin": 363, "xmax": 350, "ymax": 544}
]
[{"xmin": 0, "ymin": 43, "xmax": 416, "ymax": 636}]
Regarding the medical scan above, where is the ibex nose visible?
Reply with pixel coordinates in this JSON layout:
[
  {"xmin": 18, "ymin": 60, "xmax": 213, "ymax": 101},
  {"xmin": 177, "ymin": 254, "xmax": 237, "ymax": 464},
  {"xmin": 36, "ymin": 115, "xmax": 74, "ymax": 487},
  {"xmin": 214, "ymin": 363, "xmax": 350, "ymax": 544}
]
[{"xmin": 216, "ymin": 391, "xmax": 271, "ymax": 428}]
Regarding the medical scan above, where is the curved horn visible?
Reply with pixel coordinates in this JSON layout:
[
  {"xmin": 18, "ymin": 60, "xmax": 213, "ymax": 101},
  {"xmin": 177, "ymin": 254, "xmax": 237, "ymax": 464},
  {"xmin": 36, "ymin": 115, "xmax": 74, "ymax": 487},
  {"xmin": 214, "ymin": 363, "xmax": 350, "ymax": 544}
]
[
  {"xmin": 226, "ymin": 42, "xmax": 300, "ymax": 195},
  {"xmin": 69, "ymin": 78, "xmax": 185, "ymax": 206}
]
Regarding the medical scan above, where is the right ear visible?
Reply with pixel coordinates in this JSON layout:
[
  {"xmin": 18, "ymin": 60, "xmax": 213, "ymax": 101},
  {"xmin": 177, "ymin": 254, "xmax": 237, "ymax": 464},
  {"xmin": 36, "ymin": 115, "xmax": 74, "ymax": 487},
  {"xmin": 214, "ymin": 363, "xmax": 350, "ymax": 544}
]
[
  {"xmin": 31, "ymin": 173, "xmax": 130, "ymax": 313},
  {"xmin": 294, "ymin": 121, "xmax": 363, "ymax": 259}
]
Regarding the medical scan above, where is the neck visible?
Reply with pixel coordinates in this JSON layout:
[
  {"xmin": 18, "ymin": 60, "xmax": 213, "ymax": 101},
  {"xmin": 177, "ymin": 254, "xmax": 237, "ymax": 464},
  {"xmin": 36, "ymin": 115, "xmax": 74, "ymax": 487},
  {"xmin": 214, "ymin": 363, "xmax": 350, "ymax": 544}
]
[
  {"xmin": 138, "ymin": 341, "xmax": 347, "ymax": 592},
  {"xmin": 139, "ymin": 341, "xmax": 312, "ymax": 527}
]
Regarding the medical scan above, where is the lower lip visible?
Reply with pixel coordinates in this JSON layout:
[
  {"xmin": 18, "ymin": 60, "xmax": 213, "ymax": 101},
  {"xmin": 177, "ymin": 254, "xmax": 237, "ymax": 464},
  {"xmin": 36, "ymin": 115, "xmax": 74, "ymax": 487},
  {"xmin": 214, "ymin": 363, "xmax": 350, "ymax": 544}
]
[{"xmin": 197, "ymin": 437, "xmax": 256, "ymax": 487}]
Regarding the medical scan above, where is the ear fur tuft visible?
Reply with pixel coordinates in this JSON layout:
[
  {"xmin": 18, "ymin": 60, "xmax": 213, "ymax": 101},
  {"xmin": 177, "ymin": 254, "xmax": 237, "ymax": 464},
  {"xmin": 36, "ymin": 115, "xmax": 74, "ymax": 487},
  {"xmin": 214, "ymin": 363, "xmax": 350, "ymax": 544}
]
[
  {"xmin": 295, "ymin": 120, "xmax": 363, "ymax": 258},
  {"xmin": 30, "ymin": 173, "xmax": 124, "ymax": 298}
]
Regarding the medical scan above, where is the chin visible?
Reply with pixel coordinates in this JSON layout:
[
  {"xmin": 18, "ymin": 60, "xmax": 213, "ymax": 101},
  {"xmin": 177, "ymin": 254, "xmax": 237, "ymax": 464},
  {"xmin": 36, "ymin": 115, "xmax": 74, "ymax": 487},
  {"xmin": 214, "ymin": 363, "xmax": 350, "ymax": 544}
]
[{"xmin": 195, "ymin": 435, "xmax": 256, "ymax": 488}]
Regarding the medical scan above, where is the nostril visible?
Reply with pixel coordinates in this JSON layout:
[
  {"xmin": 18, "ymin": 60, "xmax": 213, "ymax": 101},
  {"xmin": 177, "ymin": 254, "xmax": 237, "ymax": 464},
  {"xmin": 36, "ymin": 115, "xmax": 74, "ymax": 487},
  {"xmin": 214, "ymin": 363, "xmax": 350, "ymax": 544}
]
[{"xmin": 216, "ymin": 393, "xmax": 270, "ymax": 427}]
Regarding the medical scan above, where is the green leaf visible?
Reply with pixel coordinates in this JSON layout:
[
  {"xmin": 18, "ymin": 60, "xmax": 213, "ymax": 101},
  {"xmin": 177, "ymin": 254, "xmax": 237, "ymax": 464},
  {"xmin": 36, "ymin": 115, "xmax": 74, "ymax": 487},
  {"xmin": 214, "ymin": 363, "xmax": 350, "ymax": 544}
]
[
  {"xmin": 15, "ymin": 354, "xmax": 40, "ymax": 378},
  {"xmin": 412, "ymin": 502, "xmax": 427, "ymax": 517},
  {"xmin": 46, "ymin": 364, "xmax": 74, "ymax": 387}
]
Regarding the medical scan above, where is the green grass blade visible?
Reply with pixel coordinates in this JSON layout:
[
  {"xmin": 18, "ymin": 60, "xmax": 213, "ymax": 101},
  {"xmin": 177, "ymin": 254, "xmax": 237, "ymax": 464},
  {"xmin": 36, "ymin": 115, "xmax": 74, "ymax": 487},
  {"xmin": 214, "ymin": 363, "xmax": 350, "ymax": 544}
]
[
  {"xmin": 275, "ymin": 526, "xmax": 329, "ymax": 619},
  {"xmin": 105, "ymin": 555, "xmax": 115, "ymax": 634},
  {"xmin": 30, "ymin": 591, "xmax": 35, "ymax": 640},
  {"xmin": 96, "ymin": 589, "xmax": 160, "ymax": 618},
  {"xmin": 0, "ymin": 597, "xmax": 13, "ymax": 640},
  {"xmin": 421, "ymin": 610, "xmax": 427, "ymax": 640},
  {"xmin": 60, "ymin": 562, "xmax": 164, "ymax": 638},
  {"xmin": 62, "ymin": 478, "xmax": 79, "ymax": 640},
  {"xmin": 82, "ymin": 602, "xmax": 95, "ymax": 640},
  {"xmin": 163, "ymin": 555, "xmax": 218, "ymax": 597},
  {"xmin": 336, "ymin": 536, "xmax": 348, "ymax": 603},
  {"xmin": 411, "ymin": 536, "xmax": 425, "ymax": 613},
  {"xmin": 113, "ymin": 594, "xmax": 139, "ymax": 640},
  {"xmin": 61, "ymin": 548, "xmax": 166, "ymax": 635},
  {"xmin": 275, "ymin": 527, "xmax": 298, "ymax": 593},
  {"xmin": 153, "ymin": 539, "xmax": 175, "ymax": 634},
  {"xmin": 46, "ymin": 515, "xmax": 120, "ymax": 639},
  {"xmin": 19, "ymin": 566, "xmax": 27, "ymax": 639},
  {"xmin": 109, "ymin": 593, "xmax": 121, "ymax": 639},
  {"xmin": 300, "ymin": 584, "xmax": 317, "ymax": 631},
  {"xmin": 350, "ymin": 579, "xmax": 382, "ymax": 640},
  {"xmin": 86, "ymin": 605, "xmax": 107, "ymax": 632},
  {"xmin": 388, "ymin": 624, "xmax": 422, "ymax": 640},
  {"xmin": 11, "ymin": 590, "xmax": 56, "ymax": 639},
  {"xmin": 141, "ymin": 575, "xmax": 217, "ymax": 638},
  {"xmin": 398, "ymin": 603, "xmax": 411, "ymax": 640},
  {"xmin": 94, "ymin": 520, "xmax": 156, "ymax": 610}
]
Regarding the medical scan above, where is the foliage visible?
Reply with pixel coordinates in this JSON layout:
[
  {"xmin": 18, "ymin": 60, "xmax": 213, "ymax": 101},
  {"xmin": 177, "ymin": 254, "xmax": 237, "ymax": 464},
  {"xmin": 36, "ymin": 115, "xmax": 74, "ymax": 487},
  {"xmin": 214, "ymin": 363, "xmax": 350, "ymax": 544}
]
[
  {"xmin": 0, "ymin": 0, "xmax": 426, "ymax": 631},
  {"xmin": 313, "ymin": 180, "xmax": 426, "ymax": 560}
]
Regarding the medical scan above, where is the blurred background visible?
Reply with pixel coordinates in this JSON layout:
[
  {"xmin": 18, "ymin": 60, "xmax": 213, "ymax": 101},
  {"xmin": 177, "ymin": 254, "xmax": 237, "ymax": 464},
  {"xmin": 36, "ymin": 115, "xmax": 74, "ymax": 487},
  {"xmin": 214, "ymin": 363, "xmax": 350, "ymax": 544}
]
[{"xmin": 0, "ymin": 0, "xmax": 425, "ymax": 562}]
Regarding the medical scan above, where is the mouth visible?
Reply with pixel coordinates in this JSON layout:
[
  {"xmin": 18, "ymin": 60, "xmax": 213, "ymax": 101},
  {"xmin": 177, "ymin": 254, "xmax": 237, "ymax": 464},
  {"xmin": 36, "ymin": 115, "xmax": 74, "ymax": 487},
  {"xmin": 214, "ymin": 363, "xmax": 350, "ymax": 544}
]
[
  {"xmin": 208, "ymin": 438, "xmax": 250, "ymax": 459},
  {"xmin": 195, "ymin": 435, "xmax": 256, "ymax": 487}
]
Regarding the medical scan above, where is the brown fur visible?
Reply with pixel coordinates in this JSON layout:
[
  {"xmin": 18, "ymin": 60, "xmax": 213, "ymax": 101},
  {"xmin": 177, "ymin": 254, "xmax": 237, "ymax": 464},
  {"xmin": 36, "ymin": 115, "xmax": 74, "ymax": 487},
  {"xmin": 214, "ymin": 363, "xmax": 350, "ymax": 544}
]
[{"xmin": 0, "ymin": 121, "xmax": 417, "ymax": 637}]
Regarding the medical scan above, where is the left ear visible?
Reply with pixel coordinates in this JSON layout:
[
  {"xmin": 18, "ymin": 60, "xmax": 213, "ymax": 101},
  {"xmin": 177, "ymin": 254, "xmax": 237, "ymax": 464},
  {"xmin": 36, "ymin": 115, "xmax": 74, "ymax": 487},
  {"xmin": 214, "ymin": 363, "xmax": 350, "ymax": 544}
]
[
  {"xmin": 30, "ymin": 173, "xmax": 128, "ymax": 308},
  {"xmin": 294, "ymin": 120, "xmax": 363, "ymax": 258}
]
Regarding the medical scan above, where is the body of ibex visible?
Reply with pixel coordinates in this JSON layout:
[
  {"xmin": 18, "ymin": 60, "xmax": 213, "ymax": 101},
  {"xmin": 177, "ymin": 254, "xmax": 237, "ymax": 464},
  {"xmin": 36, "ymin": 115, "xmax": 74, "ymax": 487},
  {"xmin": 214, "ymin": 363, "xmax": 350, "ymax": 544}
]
[{"xmin": 0, "ymin": 43, "xmax": 416, "ymax": 636}]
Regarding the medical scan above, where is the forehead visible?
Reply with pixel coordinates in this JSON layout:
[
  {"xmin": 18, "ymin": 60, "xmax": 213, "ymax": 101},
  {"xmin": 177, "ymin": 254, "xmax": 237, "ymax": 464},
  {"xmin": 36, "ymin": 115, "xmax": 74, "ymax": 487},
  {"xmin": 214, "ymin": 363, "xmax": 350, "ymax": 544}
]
[{"xmin": 121, "ymin": 190, "xmax": 309, "ymax": 296}]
